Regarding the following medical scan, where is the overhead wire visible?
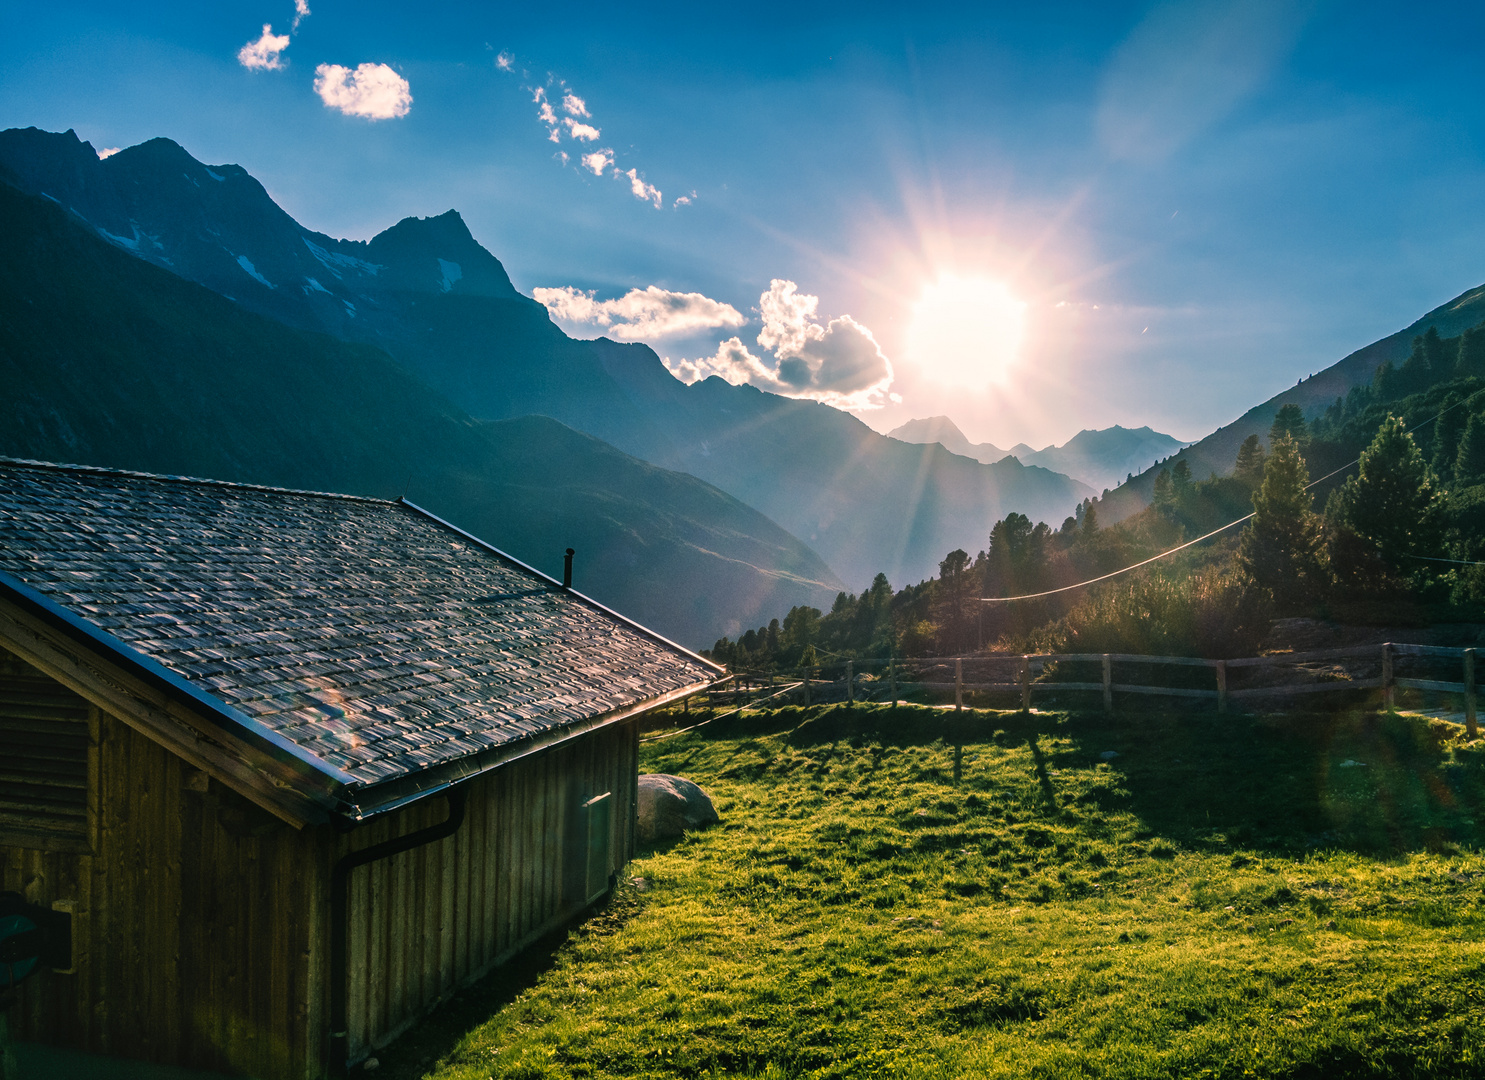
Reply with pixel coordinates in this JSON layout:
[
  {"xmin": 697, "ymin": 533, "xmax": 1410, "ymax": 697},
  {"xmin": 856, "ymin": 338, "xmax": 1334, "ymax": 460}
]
[{"xmin": 980, "ymin": 384, "xmax": 1485, "ymax": 603}]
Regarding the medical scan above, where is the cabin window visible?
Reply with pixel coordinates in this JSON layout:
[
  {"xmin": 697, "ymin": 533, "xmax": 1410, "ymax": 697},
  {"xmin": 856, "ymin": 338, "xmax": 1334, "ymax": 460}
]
[{"xmin": 0, "ymin": 651, "xmax": 92, "ymax": 852}]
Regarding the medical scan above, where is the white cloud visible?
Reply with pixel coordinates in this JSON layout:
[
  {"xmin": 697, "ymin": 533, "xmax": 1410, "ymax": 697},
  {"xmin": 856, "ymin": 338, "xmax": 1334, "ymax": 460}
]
[
  {"xmin": 533, "ymin": 285, "xmax": 746, "ymax": 341},
  {"xmin": 96, "ymin": 147, "xmax": 121, "ymax": 160},
  {"xmin": 756, "ymin": 278, "xmax": 820, "ymax": 356},
  {"xmin": 580, "ymin": 149, "xmax": 613, "ymax": 175},
  {"xmin": 562, "ymin": 92, "xmax": 589, "ymax": 117},
  {"xmin": 564, "ymin": 118, "xmax": 601, "ymax": 141},
  {"xmin": 532, "ymin": 88, "xmax": 561, "ymax": 140},
  {"xmin": 238, "ymin": 24, "xmax": 290, "ymax": 70},
  {"xmin": 496, "ymin": 51, "xmax": 514, "ymax": 71},
  {"xmin": 313, "ymin": 63, "xmax": 413, "ymax": 120},
  {"xmin": 665, "ymin": 338, "xmax": 784, "ymax": 389},
  {"xmin": 673, "ymin": 191, "xmax": 695, "ymax": 208},
  {"xmin": 620, "ymin": 167, "xmax": 661, "ymax": 208},
  {"xmin": 292, "ymin": 0, "xmax": 310, "ymax": 31},
  {"xmin": 556, "ymin": 150, "xmax": 570, "ymax": 166},
  {"xmin": 665, "ymin": 279, "xmax": 895, "ymax": 409}
]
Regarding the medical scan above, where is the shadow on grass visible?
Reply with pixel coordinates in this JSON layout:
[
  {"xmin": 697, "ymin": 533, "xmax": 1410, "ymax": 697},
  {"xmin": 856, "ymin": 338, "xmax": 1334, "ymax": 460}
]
[
  {"xmin": 696, "ymin": 702, "xmax": 1484, "ymax": 858},
  {"xmin": 371, "ymin": 884, "xmax": 648, "ymax": 1080}
]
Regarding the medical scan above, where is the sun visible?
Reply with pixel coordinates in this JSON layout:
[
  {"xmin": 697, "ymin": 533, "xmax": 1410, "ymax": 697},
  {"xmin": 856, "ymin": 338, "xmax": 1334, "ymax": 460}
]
[{"xmin": 905, "ymin": 276, "xmax": 1027, "ymax": 388}]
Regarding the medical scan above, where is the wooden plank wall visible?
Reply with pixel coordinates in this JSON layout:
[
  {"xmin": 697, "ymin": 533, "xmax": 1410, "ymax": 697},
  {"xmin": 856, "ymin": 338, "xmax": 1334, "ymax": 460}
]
[
  {"xmin": 2, "ymin": 684, "xmax": 325, "ymax": 1080},
  {"xmin": 3, "ymin": 638, "xmax": 643, "ymax": 1078},
  {"xmin": 339, "ymin": 719, "xmax": 638, "ymax": 1062}
]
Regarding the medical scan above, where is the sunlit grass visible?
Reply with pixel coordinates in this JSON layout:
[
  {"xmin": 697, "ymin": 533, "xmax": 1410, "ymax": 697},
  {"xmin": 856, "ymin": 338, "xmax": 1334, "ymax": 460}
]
[{"xmin": 398, "ymin": 704, "xmax": 1485, "ymax": 1080}]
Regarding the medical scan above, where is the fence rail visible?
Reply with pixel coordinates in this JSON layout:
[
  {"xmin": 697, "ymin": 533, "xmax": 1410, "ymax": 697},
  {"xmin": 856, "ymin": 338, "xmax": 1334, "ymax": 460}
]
[{"xmin": 702, "ymin": 642, "xmax": 1480, "ymax": 738}]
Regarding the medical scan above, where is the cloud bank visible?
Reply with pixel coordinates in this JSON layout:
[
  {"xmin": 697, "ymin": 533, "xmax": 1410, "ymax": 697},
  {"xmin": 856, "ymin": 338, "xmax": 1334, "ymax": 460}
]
[
  {"xmin": 533, "ymin": 285, "xmax": 746, "ymax": 341},
  {"xmin": 238, "ymin": 25, "xmax": 290, "ymax": 70},
  {"xmin": 314, "ymin": 63, "xmax": 412, "ymax": 119},
  {"xmin": 666, "ymin": 280, "xmax": 896, "ymax": 410}
]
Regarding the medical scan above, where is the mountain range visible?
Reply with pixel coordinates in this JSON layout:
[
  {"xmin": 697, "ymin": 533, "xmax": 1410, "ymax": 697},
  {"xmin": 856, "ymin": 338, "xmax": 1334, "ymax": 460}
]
[
  {"xmin": 0, "ymin": 127, "xmax": 1093, "ymax": 599},
  {"xmin": 0, "ymin": 170, "xmax": 846, "ymax": 646},
  {"xmin": 886, "ymin": 416, "xmax": 1186, "ymax": 492}
]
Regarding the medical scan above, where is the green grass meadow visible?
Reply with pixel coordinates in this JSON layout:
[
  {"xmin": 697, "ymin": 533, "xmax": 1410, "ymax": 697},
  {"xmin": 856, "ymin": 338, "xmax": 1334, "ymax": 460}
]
[{"xmin": 383, "ymin": 703, "xmax": 1485, "ymax": 1080}]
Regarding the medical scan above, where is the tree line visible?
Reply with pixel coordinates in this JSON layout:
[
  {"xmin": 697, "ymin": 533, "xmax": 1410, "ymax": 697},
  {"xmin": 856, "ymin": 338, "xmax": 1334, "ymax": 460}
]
[{"xmin": 707, "ymin": 323, "xmax": 1485, "ymax": 670}]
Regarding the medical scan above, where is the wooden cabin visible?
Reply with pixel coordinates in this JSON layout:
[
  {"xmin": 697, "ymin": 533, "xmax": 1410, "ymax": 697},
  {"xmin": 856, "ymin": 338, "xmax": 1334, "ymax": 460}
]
[{"xmin": 0, "ymin": 459, "xmax": 719, "ymax": 1078}]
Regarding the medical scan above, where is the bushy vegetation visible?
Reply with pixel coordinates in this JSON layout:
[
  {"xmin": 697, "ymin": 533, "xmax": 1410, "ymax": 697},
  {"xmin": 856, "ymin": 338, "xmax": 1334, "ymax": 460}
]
[
  {"xmin": 380, "ymin": 703, "xmax": 1485, "ymax": 1080},
  {"xmin": 711, "ymin": 324, "xmax": 1485, "ymax": 670}
]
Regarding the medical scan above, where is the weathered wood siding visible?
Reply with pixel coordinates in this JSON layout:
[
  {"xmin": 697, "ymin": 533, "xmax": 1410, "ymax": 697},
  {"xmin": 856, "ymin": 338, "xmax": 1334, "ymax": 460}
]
[
  {"xmin": 2, "ymin": 646, "xmax": 641, "ymax": 1078},
  {"xmin": 337, "ymin": 719, "xmax": 639, "ymax": 1061},
  {"xmin": 1, "ymin": 653, "xmax": 326, "ymax": 1078}
]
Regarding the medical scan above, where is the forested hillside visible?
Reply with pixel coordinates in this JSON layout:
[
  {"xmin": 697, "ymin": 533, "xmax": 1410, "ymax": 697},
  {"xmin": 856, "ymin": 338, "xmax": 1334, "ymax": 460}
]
[{"xmin": 710, "ymin": 329, "xmax": 1485, "ymax": 667}]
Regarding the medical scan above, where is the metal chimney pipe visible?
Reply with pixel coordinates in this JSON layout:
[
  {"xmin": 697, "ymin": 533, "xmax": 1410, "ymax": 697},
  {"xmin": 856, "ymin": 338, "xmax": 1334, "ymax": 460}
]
[{"xmin": 563, "ymin": 548, "xmax": 575, "ymax": 589}]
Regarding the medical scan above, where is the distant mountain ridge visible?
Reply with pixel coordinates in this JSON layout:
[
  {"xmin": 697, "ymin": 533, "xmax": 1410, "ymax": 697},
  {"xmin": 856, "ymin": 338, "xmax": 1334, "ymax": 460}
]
[
  {"xmin": 0, "ymin": 176, "xmax": 842, "ymax": 645},
  {"xmin": 0, "ymin": 127, "xmax": 1094, "ymax": 588},
  {"xmin": 887, "ymin": 416, "xmax": 1186, "ymax": 492}
]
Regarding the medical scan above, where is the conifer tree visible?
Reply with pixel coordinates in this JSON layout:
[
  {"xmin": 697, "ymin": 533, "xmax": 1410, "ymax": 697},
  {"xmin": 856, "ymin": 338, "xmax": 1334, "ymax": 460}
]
[
  {"xmin": 1458, "ymin": 325, "xmax": 1485, "ymax": 378},
  {"xmin": 1234, "ymin": 434, "xmax": 1266, "ymax": 485},
  {"xmin": 1171, "ymin": 459, "xmax": 1193, "ymax": 493},
  {"xmin": 1327, "ymin": 414, "xmax": 1444, "ymax": 587},
  {"xmin": 1152, "ymin": 467, "xmax": 1175, "ymax": 511},
  {"xmin": 1456, "ymin": 413, "xmax": 1485, "ymax": 484},
  {"xmin": 1430, "ymin": 393, "xmax": 1466, "ymax": 478},
  {"xmin": 1269, "ymin": 403, "xmax": 1308, "ymax": 450},
  {"xmin": 1237, "ymin": 433, "xmax": 1324, "ymax": 609}
]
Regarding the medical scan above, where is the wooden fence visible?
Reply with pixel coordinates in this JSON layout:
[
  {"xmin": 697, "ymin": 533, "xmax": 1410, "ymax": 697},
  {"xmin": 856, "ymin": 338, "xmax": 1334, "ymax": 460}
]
[{"xmin": 707, "ymin": 643, "xmax": 1480, "ymax": 738}]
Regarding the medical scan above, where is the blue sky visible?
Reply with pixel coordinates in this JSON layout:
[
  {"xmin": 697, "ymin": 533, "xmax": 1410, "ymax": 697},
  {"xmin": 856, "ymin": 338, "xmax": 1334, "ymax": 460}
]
[{"xmin": 5, "ymin": 1, "xmax": 1485, "ymax": 448}]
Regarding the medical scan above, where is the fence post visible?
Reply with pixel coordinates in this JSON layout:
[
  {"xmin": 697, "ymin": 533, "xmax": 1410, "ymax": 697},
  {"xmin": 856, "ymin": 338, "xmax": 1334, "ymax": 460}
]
[
  {"xmin": 955, "ymin": 658, "xmax": 963, "ymax": 712},
  {"xmin": 1102, "ymin": 654, "xmax": 1113, "ymax": 713},
  {"xmin": 1383, "ymin": 642, "xmax": 1394, "ymax": 712},
  {"xmin": 1216, "ymin": 661, "xmax": 1228, "ymax": 715},
  {"xmin": 889, "ymin": 656, "xmax": 897, "ymax": 710},
  {"xmin": 1020, "ymin": 655, "xmax": 1031, "ymax": 712},
  {"xmin": 846, "ymin": 660, "xmax": 854, "ymax": 706},
  {"xmin": 1466, "ymin": 648, "xmax": 1478, "ymax": 739}
]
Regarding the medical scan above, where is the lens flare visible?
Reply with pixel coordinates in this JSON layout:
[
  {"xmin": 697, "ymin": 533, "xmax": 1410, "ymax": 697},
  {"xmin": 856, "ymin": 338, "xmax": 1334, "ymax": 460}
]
[{"xmin": 905, "ymin": 276, "xmax": 1027, "ymax": 388}]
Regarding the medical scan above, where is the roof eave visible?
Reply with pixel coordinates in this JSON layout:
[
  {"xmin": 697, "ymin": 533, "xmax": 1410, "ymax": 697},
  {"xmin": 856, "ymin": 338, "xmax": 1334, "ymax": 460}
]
[{"xmin": 336, "ymin": 676, "xmax": 713, "ymax": 821}]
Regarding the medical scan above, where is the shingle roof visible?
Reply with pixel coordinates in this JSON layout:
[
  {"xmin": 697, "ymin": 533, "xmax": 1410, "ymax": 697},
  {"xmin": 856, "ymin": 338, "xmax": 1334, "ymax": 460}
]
[{"xmin": 0, "ymin": 459, "xmax": 717, "ymax": 815}]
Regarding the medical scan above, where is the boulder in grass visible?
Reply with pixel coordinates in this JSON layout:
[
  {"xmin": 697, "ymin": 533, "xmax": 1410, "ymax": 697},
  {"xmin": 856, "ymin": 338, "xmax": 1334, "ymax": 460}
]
[{"xmin": 637, "ymin": 774, "xmax": 719, "ymax": 844}]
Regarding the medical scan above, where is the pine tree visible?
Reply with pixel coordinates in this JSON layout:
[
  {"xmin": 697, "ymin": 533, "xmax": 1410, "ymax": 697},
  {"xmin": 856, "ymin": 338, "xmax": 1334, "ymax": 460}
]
[
  {"xmin": 1152, "ymin": 467, "xmax": 1175, "ymax": 511},
  {"xmin": 1269, "ymin": 403, "xmax": 1308, "ymax": 450},
  {"xmin": 1237, "ymin": 434, "xmax": 1324, "ymax": 610},
  {"xmin": 1399, "ymin": 332, "xmax": 1433, "ymax": 396},
  {"xmin": 1458, "ymin": 325, "xmax": 1485, "ymax": 378},
  {"xmin": 1234, "ymin": 434, "xmax": 1266, "ymax": 485},
  {"xmin": 1327, "ymin": 414, "xmax": 1445, "ymax": 587},
  {"xmin": 1373, "ymin": 360, "xmax": 1400, "ymax": 400},
  {"xmin": 1457, "ymin": 414, "xmax": 1485, "ymax": 484},
  {"xmin": 1430, "ymin": 393, "xmax": 1466, "ymax": 478},
  {"xmin": 1171, "ymin": 459, "xmax": 1193, "ymax": 493}
]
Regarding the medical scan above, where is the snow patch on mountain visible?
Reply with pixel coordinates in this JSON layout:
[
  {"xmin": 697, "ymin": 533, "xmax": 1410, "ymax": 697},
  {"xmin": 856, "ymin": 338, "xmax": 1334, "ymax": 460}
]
[
  {"xmin": 438, "ymin": 258, "xmax": 462, "ymax": 293},
  {"xmin": 236, "ymin": 255, "xmax": 274, "ymax": 289}
]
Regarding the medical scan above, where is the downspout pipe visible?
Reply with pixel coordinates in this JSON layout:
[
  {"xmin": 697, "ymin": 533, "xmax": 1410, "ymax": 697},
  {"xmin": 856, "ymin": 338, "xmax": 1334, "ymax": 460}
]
[{"xmin": 328, "ymin": 789, "xmax": 467, "ymax": 1076}]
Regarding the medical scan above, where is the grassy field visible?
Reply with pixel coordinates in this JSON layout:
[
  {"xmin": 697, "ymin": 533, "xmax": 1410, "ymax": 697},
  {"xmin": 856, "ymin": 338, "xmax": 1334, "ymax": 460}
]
[{"xmin": 380, "ymin": 703, "xmax": 1485, "ymax": 1080}]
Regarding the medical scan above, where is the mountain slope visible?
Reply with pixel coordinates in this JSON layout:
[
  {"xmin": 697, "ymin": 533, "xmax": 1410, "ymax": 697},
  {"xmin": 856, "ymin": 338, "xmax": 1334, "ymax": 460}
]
[
  {"xmin": 1095, "ymin": 282, "xmax": 1485, "ymax": 522},
  {"xmin": 0, "ymin": 177, "xmax": 842, "ymax": 645},
  {"xmin": 0, "ymin": 127, "xmax": 1093, "ymax": 587}
]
